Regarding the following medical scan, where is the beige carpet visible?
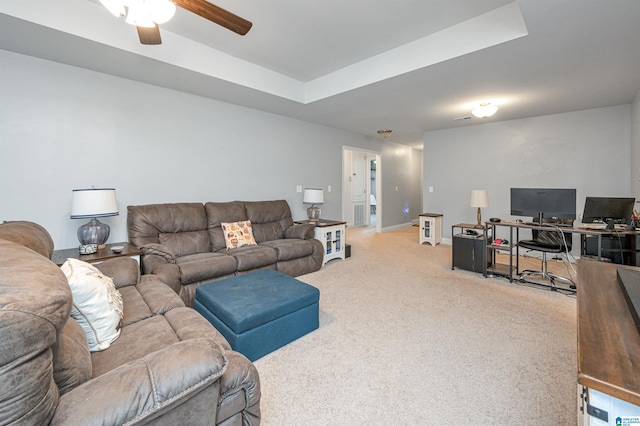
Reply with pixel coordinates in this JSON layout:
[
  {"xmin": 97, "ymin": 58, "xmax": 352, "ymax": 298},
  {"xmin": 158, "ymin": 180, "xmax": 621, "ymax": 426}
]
[{"xmin": 254, "ymin": 226, "xmax": 577, "ymax": 425}]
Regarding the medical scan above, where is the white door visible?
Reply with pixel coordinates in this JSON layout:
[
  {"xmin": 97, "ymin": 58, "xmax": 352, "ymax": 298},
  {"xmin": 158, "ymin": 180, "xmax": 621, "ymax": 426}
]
[{"xmin": 350, "ymin": 151, "xmax": 367, "ymax": 226}]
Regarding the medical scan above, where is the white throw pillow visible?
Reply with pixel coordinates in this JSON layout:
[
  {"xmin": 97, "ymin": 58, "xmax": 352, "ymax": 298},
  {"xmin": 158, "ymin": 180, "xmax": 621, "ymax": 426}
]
[{"xmin": 61, "ymin": 258, "xmax": 124, "ymax": 352}]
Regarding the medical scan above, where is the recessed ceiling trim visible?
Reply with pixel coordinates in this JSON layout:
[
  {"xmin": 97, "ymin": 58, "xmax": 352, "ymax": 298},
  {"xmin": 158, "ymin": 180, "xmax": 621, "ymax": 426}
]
[
  {"xmin": 1, "ymin": 0, "xmax": 527, "ymax": 106},
  {"xmin": 305, "ymin": 2, "xmax": 528, "ymax": 103}
]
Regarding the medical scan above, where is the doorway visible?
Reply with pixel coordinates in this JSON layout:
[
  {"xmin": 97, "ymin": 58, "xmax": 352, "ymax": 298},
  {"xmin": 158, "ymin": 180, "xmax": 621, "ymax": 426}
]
[{"xmin": 342, "ymin": 147, "xmax": 381, "ymax": 232}]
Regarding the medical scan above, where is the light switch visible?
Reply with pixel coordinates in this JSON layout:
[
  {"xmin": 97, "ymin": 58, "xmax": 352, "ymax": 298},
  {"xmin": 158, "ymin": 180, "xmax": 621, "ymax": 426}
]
[
  {"xmin": 328, "ymin": 185, "xmax": 332, "ymax": 192},
  {"xmin": 296, "ymin": 185, "xmax": 302, "ymax": 193},
  {"xmin": 429, "ymin": 186, "xmax": 434, "ymax": 193}
]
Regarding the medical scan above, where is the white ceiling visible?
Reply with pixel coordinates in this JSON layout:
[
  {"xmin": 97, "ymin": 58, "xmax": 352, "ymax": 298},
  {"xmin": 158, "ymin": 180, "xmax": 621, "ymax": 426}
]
[{"xmin": 1, "ymin": 0, "xmax": 639, "ymax": 149}]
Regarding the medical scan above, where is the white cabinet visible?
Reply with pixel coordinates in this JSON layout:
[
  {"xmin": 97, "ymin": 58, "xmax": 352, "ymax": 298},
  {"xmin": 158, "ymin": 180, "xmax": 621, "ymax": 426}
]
[
  {"xmin": 313, "ymin": 221, "xmax": 347, "ymax": 264},
  {"xmin": 419, "ymin": 213, "xmax": 443, "ymax": 246}
]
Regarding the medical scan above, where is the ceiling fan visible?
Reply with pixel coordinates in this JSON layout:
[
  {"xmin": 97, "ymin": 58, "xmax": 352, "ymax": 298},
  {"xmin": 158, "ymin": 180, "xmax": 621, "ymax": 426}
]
[{"xmin": 99, "ymin": 0, "xmax": 252, "ymax": 45}]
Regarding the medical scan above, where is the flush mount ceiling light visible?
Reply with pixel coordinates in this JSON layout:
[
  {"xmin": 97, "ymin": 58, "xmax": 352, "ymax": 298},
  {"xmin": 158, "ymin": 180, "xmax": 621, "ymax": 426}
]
[
  {"xmin": 100, "ymin": 0, "xmax": 177, "ymax": 28},
  {"xmin": 471, "ymin": 102, "xmax": 499, "ymax": 118},
  {"xmin": 377, "ymin": 129, "xmax": 393, "ymax": 138}
]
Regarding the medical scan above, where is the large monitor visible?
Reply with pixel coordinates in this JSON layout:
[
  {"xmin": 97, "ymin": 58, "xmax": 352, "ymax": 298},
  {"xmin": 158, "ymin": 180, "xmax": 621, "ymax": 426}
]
[
  {"xmin": 582, "ymin": 197, "xmax": 635, "ymax": 224},
  {"xmin": 510, "ymin": 188, "xmax": 577, "ymax": 221}
]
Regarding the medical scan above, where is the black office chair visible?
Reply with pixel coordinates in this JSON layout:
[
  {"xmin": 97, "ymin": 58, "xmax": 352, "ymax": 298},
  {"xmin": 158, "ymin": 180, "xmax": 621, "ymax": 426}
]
[{"xmin": 518, "ymin": 218, "xmax": 576, "ymax": 290}]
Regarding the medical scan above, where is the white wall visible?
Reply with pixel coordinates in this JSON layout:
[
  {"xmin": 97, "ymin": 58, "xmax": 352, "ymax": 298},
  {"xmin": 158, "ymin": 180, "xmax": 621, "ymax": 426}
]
[
  {"xmin": 631, "ymin": 89, "xmax": 640, "ymax": 201},
  {"xmin": 423, "ymin": 105, "xmax": 632, "ymax": 240},
  {"xmin": 1, "ymin": 50, "xmax": 427, "ymax": 248}
]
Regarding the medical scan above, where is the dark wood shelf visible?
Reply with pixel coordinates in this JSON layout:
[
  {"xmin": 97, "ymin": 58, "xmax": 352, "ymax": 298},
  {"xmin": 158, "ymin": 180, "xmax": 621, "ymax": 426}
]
[
  {"xmin": 577, "ymin": 259, "xmax": 640, "ymax": 406},
  {"xmin": 52, "ymin": 242, "xmax": 140, "ymax": 266}
]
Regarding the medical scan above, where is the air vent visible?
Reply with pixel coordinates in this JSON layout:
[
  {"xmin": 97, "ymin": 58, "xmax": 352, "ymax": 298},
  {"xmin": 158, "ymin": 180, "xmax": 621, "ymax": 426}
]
[{"xmin": 453, "ymin": 116, "xmax": 472, "ymax": 121}]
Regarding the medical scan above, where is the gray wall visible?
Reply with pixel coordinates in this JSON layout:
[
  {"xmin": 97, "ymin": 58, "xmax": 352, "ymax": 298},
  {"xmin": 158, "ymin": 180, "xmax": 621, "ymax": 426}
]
[
  {"xmin": 0, "ymin": 50, "xmax": 422, "ymax": 248},
  {"xmin": 380, "ymin": 144, "xmax": 423, "ymax": 228},
  {"xmin": 632, "ymin": 88, "xmax": 640, "ymax": 201},
  {"xmin": 423, "ymin": 104, "xmax": 633, "ymax": 241}
]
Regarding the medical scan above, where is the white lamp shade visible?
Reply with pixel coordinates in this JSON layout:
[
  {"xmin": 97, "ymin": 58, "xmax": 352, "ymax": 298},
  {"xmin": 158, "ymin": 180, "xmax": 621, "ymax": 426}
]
[
  {"xmin": 303, "ymin": 188, "xmax": 324, "ymax": 204},
  {"xmin": 470, "ymin": 190, "xmax": 489, "ymax": 208},
  {"xmin": 71, "ymin": 188, "xmax": 119, "ymax": 219}
]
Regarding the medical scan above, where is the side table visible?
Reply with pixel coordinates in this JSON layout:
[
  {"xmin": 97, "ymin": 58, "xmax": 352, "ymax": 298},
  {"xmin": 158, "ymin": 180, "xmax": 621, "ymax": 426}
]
[
  {"xmin": 51, "ymin": 242, "xmax": 141, "ymax": 266},
  {"xmin": 419, "ymin": 213, "xmax": 443, "ymax": 246},
  {"xmin": 295, "ymin": 219, "xmax": 347, "ymax": 265}
]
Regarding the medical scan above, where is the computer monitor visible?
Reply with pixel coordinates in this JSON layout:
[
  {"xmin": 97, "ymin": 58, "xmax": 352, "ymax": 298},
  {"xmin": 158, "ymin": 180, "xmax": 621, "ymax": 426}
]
[
  {"xmin": 510, "ymin": 188, "xmax": 577, "ymax": 221},
  {"xmin": 581, "ymin": 197, "xmax": 635, "ymax": 225}
]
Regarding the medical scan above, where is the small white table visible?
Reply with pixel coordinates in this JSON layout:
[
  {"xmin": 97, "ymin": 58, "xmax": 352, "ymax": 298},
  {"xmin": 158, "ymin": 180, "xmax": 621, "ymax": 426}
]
[
  {"xmin": 296, "ymin": 219, "xmax": 347, "ymax": 265},
  {"xmin": 419, "ymin": 213, "xmax": 443, "ymax": 246}
]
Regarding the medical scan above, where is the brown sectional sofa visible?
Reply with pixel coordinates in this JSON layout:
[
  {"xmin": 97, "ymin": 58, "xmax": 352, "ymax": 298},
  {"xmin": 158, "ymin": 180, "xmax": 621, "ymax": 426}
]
[
  {"xmin": 128, "ymin": 200, "xmax": 324, "ymax": 306},
  {"xmin": 0, "ymin": 221, "xmax": 260, "ymax": 425}
]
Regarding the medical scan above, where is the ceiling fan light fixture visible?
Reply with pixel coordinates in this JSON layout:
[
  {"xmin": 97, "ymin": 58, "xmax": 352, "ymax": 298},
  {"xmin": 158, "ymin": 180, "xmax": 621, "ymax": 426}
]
[
  {"xmin": 99, "ymin": 0, "xmax": 126, "ymax": 17},
  {"xmin": 125, "ymin": 2, "xmax": 156, "ymax": 27},
  {"xmin": 377, "ymin": 129, "xmax": 393, "ymax": 138},
  {"xmin": 471, "ymin": 102, "xmax": 499, "ymax": 118},
  {"xmin": 103, "ymin": 0, "xmax": 176, "ymax": 27},
  {"xmin": 147, "ymin": 0, "xmax": 176, "ymax": 24}
]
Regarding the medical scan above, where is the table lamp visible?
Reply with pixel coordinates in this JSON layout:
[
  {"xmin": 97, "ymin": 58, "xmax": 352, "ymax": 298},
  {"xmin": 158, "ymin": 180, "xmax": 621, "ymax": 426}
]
[
  {"xmin": 470, "ymin": 189, "xmax": 489, "ymax": 228},
  {"xmin": 70, "ymin": 188, "xmax": 119, "ymax": 249},
  {"xmin": 303, "ymin": 188, "xmax": 324, "ymax": 222}
]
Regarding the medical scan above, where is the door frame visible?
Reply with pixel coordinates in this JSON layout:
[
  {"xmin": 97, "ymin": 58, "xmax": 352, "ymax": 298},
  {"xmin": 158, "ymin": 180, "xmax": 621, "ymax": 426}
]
[{"xmin": 342, "ymin": 146, "xmax": 382, "ymax": 233}]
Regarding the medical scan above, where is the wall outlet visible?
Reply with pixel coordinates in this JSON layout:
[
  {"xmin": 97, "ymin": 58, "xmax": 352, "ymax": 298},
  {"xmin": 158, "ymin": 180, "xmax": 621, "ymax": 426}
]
[
  {"xmin": 296, "ymin": 185, "xmax": 302, "ymax": 193},
  {"xmin": 328, "ymin": 185, "xmax": 332, "ymax": 192}
]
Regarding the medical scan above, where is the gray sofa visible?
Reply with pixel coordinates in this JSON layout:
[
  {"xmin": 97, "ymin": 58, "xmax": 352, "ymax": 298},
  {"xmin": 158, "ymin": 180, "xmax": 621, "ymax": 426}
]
[
  {"xmin": 128, "ymin": 200, "xmax": 324, "ymax": 306},
  {"xmin": 0, "ymin": 221, "xmax": 260, "ymax": 425}
]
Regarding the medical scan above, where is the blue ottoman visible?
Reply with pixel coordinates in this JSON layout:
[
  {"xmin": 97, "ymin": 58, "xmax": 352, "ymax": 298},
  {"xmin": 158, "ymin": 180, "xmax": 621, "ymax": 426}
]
[{"xmin": 194, "ymin": 269, "xmax": 320, "ymax": 361}]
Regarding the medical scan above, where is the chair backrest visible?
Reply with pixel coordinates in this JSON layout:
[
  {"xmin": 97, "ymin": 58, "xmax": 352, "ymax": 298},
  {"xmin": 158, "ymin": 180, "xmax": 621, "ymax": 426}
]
[{"xmin": 532, "ymin": 218, "xmax": 573, "ymax": 250}]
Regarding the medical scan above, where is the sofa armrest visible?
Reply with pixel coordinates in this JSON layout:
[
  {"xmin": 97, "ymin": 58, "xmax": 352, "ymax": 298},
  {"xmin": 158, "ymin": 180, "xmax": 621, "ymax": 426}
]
[
  {"xmin": 285, "ymin": 223, "xmax": 315, "ymax": 240},
  {"xmin": 216, "ymin": 351, "xmax": 262, "ymax": 425},
  {"xmin": 151, "ymin": 263, "xmax": 182, "ymax": 295},
  {"xmin": 52, "ymin": 338, "xmax": 228, "ymax": 426},
  {"xmin": 95, "ymin": 257, "xmax": 140, "ymax": 289},
  {"xmin": 141, "ymin": 243, "xmax": 177, "ymax": 265}
]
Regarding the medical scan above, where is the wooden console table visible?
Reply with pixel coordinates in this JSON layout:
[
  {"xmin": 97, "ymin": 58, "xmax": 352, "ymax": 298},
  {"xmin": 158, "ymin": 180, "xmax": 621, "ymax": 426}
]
[{"xmin": 577, "ymin": 259, "xmax": 640, "ymax": 421}]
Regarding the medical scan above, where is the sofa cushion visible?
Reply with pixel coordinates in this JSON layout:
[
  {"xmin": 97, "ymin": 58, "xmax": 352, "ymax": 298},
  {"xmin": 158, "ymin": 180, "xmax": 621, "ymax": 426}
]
[
  {"xmin": 205, "ymin": 201, "xmax": 248, "ymax": 251},
  {"xmin": 244, "ymin": 200, "xmax": 294, "ymax": 243},
  {"xmin": 221, "ymin": 220, "xmax": 257, "ymax": 249},
  {"xmin": 176, "ymin": 252, "xmax": 237, "ymax": 284},
  {"xmin": 61, "ymin": 259, "xmax": 124, "ymax": 352},
  {"xmin": 52, "ymin": 317, "xmax": 92, "ymax": 395},
  {"xmin": 127, "ymin": 202, "xmax": 208, "ymax": 248},
  {"xmin": 220, "ymin": 245, "xmax": 278, "ymax": 272},
  {"xmin": 91, "ymin": 307, "xmax": 230, "ymax": 377},
  {"xmin": 0, "ymin": 220, "xmax": 54, "ymax": 258},
  {"xmin": 160, "ymin": 230, "xmax": 211, "ymax": 257},
  {"xmin": 259, "ymin": 239, "xmax": 314, "ymax": 261}
]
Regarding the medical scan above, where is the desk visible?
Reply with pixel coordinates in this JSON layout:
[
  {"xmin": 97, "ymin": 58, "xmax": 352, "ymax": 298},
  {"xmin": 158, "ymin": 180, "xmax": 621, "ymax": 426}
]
[
  {"xmin": 484, "ymin": 221, "xmax": 640, "ymax": 281},
  {"xmin": 576, "ymin": 260, "xmax": 640, "ymax": 422}
]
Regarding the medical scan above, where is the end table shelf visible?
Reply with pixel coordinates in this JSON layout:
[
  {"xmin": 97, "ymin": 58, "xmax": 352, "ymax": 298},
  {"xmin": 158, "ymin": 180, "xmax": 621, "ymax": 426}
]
[{"xmin": 451, "ymin": 223, "xmax": 490, "ymax": 273}]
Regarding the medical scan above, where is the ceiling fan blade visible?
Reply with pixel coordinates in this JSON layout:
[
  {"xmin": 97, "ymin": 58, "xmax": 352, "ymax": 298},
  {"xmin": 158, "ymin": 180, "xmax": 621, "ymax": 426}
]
[
  {"xmin": 174, "ymin": 0, "xmax": 252, "ymax": 35},
  {"xmin": 137, "ymin": 25, "xmax": 162, "ymax": 45}
]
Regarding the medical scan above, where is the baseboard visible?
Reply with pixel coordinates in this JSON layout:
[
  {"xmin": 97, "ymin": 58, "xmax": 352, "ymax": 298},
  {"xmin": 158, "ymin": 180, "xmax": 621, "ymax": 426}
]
[{"xmin": 382, "ymin": 222, "xmax": 414, "ymax": 232}]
